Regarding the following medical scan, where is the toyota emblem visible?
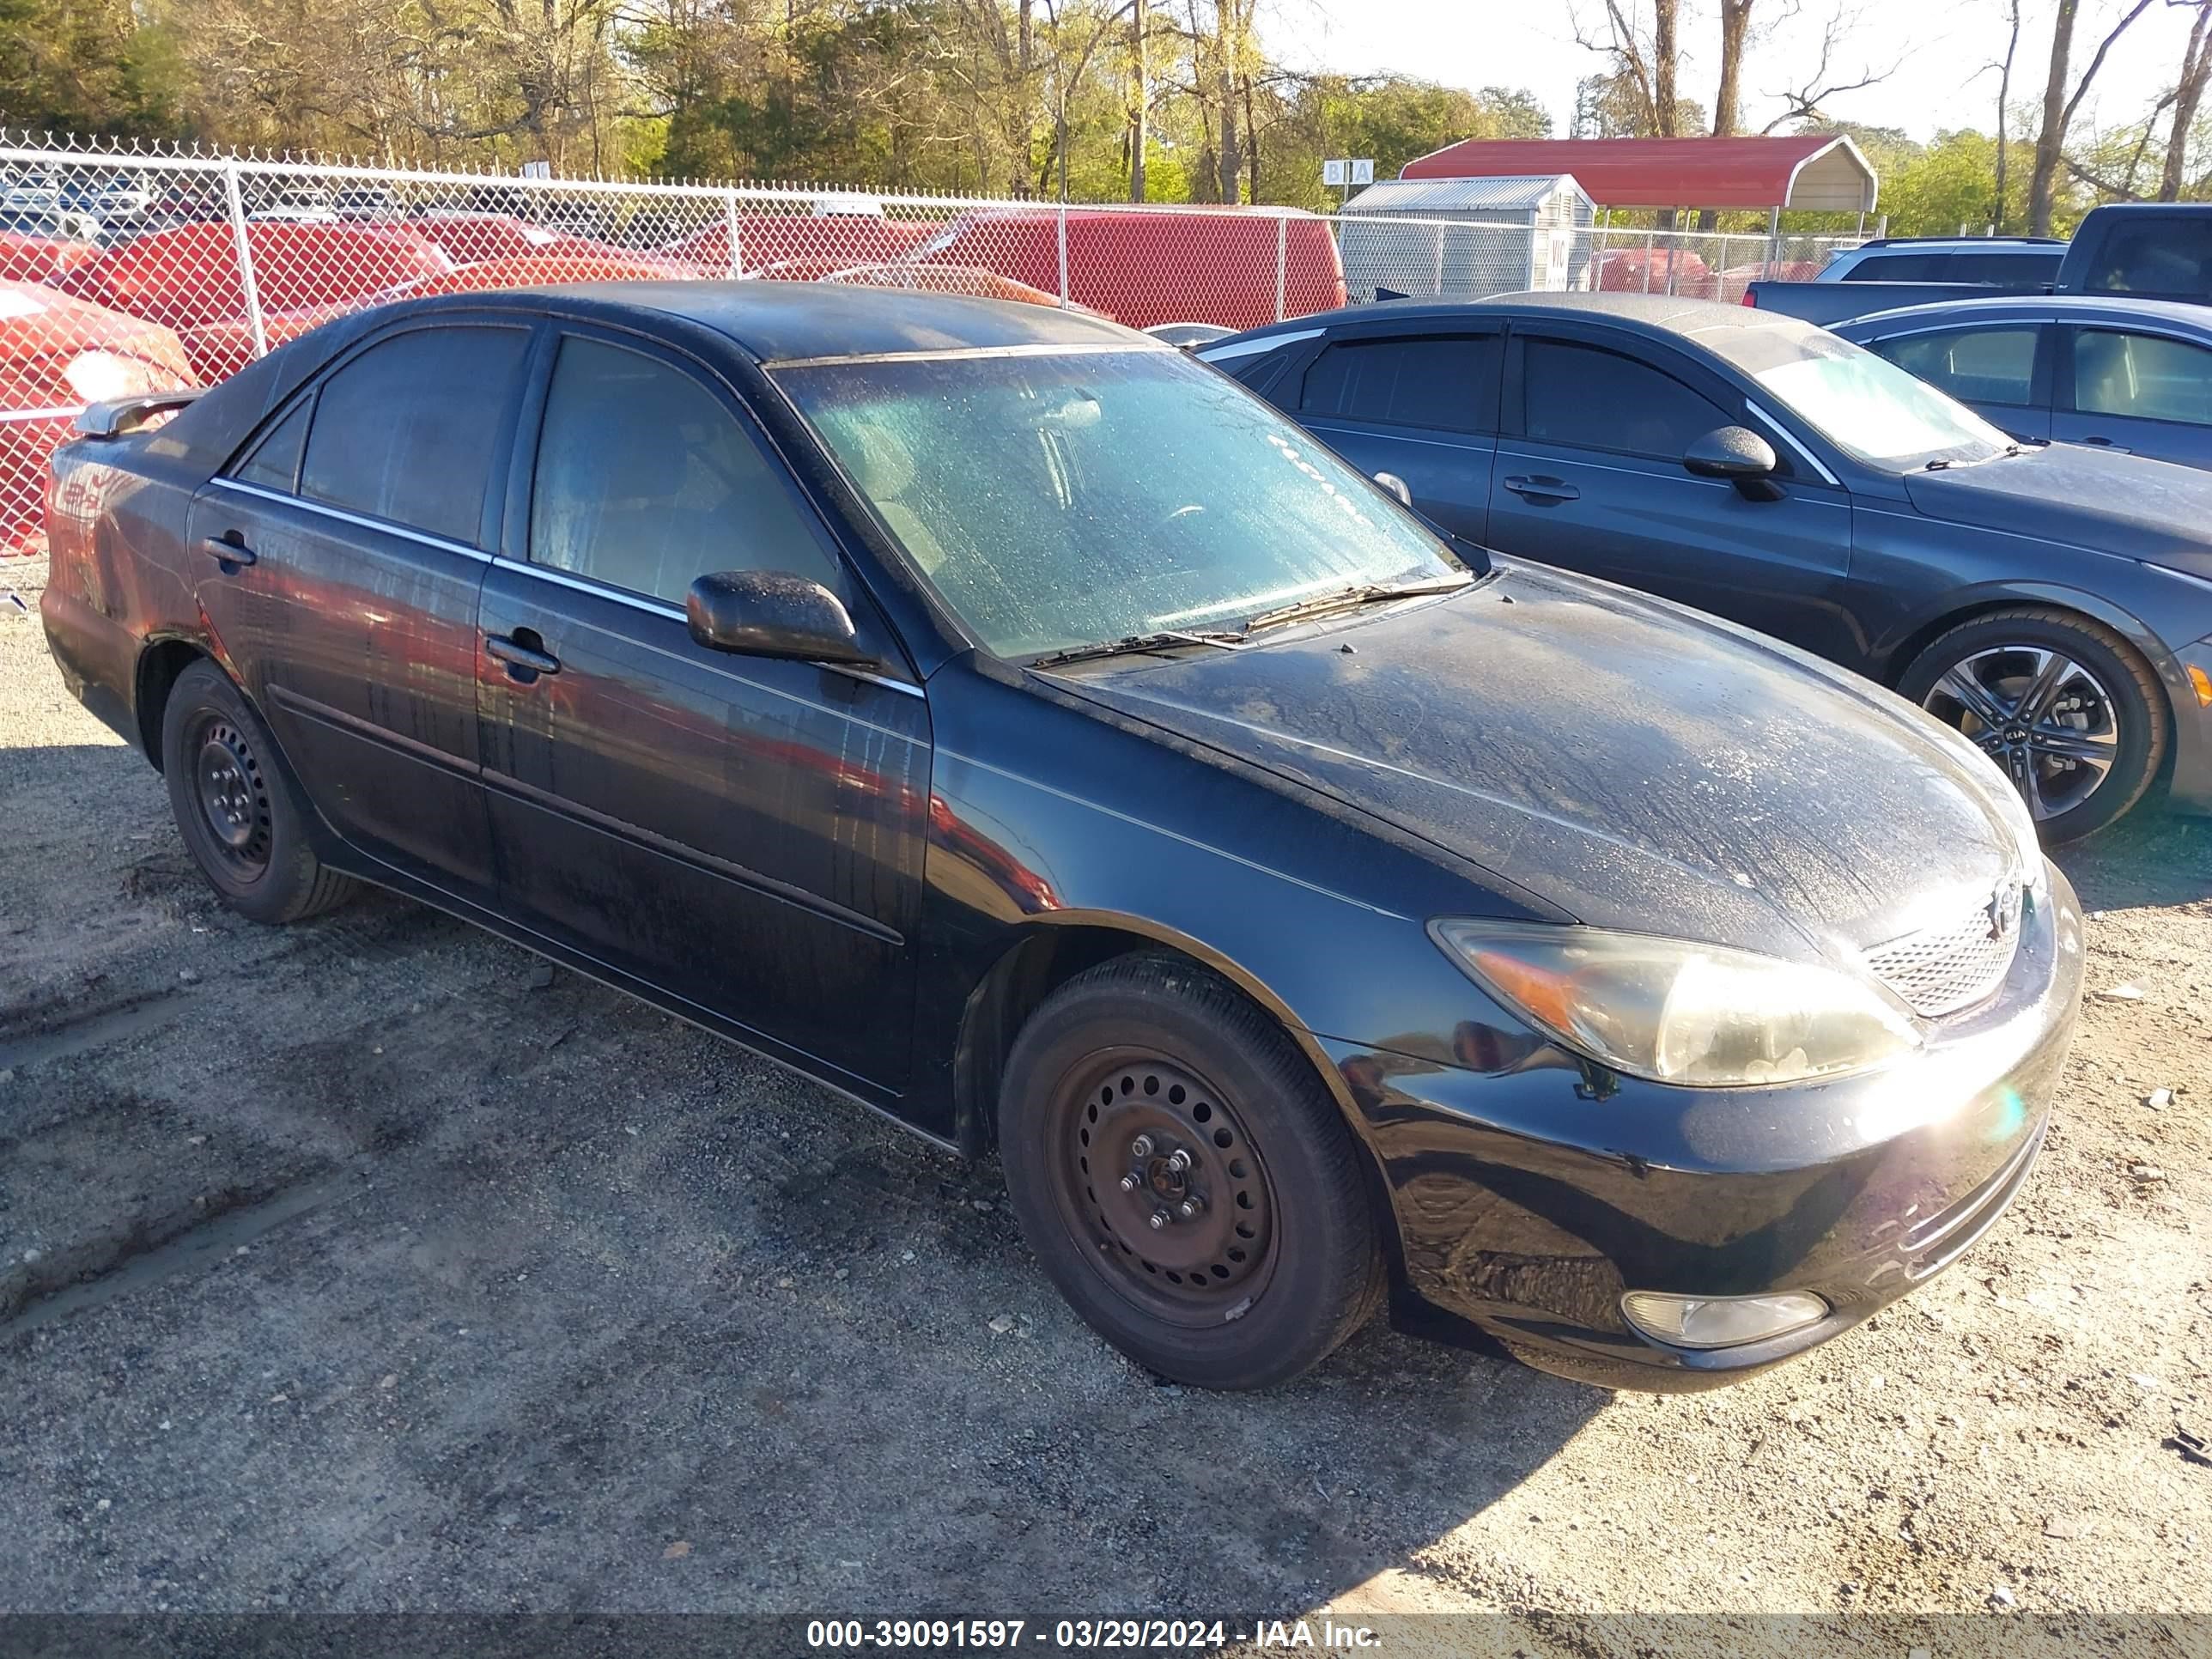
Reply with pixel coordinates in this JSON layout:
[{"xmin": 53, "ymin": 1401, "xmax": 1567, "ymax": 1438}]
[{"xmin": 1987, "ymin": 878, "xmax": 2021, "ymax": 942}]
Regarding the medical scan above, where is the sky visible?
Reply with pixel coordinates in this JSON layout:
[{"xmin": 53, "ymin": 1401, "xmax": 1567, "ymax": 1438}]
[{"xmin": 1261, "ymin": 0, "xmax": 2202, "ymax": 150}]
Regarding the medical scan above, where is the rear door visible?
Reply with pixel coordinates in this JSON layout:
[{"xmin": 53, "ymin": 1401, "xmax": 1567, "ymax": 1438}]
[
  {"xmin": 1285, "ymin": 325, "xmax": 1504, "ymax": 543},
  {"xmin": 2051, "ymin": 324, "xmax": 2212, "ymax": 469},
  {"xmin": 187, "ymin": 318, "xmax": 532, "ymax": 899},
  {"xmin": 1858, "ymin": 321, "xmax": 2052, "ymax": 444},
  {"xmin": 476, "ymin": 324, "xmax": 931, "ymax": 1095},
  {"xmin": 1486, "ymin": 322, "xmax": 1859, "ymax": 659}
]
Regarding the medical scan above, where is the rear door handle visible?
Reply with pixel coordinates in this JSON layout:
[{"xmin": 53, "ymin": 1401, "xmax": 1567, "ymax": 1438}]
[
  {"xmin": 2081, "ymin": 435, "xmax": 2131, "ymax": 451},
  {"xmin": 1503, "ymin": 475, "xmax": 1580, "ymax": 502},
  {"xmin": 200, "ymin": 532, "xmax": 257, "ymax": 568},
  {"xmin": 486, "ymin": 633, "xmax": 561, "ymax": 678}
]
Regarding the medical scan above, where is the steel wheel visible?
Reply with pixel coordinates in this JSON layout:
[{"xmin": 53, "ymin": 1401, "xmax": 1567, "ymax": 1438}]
[
  {"xmin": 187, "ymin": 714, "xmax": 275, "ymax": 877},
  {"xmin": 1922, "ymin": 644, "xmax": 2120, "ymax": 823},
  {"xmin": 1046, "ymin": 1048, "xmax": 1280, "ymax": 1327}
]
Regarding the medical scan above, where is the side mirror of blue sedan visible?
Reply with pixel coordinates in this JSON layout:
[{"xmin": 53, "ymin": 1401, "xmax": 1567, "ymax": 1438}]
[{"xmin": 1684, "ymin": 425, "xmax": 1785, "ymax": 501}]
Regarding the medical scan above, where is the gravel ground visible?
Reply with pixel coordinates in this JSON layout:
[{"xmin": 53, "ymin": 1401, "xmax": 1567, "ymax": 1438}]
[{"xmin": 2, "ymin": 550, "xmax": 2209, "ymax": 1623}]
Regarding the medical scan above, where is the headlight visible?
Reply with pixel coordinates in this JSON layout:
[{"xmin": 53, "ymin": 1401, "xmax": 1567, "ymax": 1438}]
[{"xmin": 1430, "ymin": 920, "xmax": 1922, "ymax": 1087}]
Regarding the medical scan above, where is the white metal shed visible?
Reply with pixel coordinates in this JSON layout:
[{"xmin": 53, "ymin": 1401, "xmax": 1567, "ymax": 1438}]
[{"xmin": 1335, "ymin": 174, "xmax": 1596, "ymax": 301}]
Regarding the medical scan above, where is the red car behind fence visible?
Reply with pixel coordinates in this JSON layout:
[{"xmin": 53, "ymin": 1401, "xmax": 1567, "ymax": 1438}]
[{"xmin": 3, "ymin": 196, "xmax": 1347, "ymax": 554}]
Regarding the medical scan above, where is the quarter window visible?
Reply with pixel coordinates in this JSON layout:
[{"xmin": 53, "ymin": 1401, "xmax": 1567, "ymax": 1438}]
[
  {"xmin": 1522, "ymin": 339, "xmax": 1731, "ymax": 459},
  {"xmin": 1870, "ymin": 327, "xmax": 2038, "ymax": 407},
  {"xmin": 528, "ymin": 337, "xmax": 840, "ymax": 605},
  {"xmin": 1301, "ymin": 336, "xmax": 1499, "ymax": 433},
  {"xmin": 2072, "ymin": 329, "xmax": 2212, "ymax": 425},
  {"xmin": 232, "ymin": 398, "xmax": 310, "ymax": 491},
  {"xmin": 298, "ymin": 326, "xmax": 526, "ymax": 544}
]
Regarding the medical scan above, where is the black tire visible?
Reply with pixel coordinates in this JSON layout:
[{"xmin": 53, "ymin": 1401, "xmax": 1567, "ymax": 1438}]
[
  {"xmin": 160, "ymin": 659, "xmax": 356, "ymax": 924},
  {"xmin": 1898, "ymin": 606, "xmax": 2166, "ymax": 845},
  {"xmin": 997, "ymin": 953, "xmax": 1385, "ymax": 1390}
]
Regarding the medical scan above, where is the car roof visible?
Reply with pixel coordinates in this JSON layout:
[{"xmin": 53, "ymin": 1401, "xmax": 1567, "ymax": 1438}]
[
  {"xmin": 1835, "ymin": 294, "xmax": 2212, "ymax": 333},
  {"xmin": 1209, "ymin": 291, "xmax": 1829, "ymax": 349},
  {"xmin": 1842, "ymin": 238, "xmax": 2061, "ymax": 252},
  {"xmin": 391, "ymin": 280, "xmax": 1148, "ymax": 364}
]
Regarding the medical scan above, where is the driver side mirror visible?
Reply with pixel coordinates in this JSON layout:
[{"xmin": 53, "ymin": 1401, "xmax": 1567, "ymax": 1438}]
[
  {"xmin": 1684, "ymin": 426, "xmax": 1784, "ymax": 501},
  {"xmin": 1373, "ymin": 471, "xmax": 1413, "ymax": 507},
  {"xmin": 686, "ymin": 570, "xmax": 873, "ymax": 665}
]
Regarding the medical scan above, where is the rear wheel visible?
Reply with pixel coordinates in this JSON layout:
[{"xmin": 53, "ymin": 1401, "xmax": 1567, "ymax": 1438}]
[
  {"xmin": 1899, "ymin": 607, "xmax": 2166, "ymax": 844},
  {"xmin": 160, "ymin": 659, "xmax": 356, "ymax": 924},
  {"xmin": 997, "ymin": 954, "xmax": 1384, "ymax": 1390}
]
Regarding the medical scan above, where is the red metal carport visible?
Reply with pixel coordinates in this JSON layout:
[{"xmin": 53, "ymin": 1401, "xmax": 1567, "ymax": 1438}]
[{"xmin": 1399, "ymin": 135, "xmax": 1878, "ymax": 216}]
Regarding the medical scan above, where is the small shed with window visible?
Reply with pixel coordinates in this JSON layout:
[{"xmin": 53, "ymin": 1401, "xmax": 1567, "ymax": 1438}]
[{"xmin": 1335, "ymin": 174, "xmax": 1595, "ymax": 301}]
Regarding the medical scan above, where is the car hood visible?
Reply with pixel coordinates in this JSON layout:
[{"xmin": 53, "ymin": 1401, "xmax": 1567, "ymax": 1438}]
[
  {"xmin": 1047, "ymin": 564, "xmax": 2030, "ymax": 965},
  {"xmin": 1903, "ymin": 445, "xmax": 2212, "ymax": 576}
]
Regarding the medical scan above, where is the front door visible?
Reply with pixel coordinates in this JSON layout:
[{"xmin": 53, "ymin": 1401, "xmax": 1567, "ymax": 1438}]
[
  {"xmin": 1486, "ymin": 325, "xmax": 1858, "ymax": 662},
  {"xmin": 2051, "ymin": 325, "xmax": 2212, "ymax": 470},
  {"xmin": 185, "ymin": 319, "xmax": 532, "ymax": 897},
  {"xmin": 477, "ymin": 327, "xmax": 931, "ymax": 1096}
]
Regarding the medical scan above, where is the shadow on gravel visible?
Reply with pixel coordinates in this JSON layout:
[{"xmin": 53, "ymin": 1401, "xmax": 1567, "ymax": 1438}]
[{"xmin": 2051, "ymin": 805, "xmax": 2212, "ymax": 912}]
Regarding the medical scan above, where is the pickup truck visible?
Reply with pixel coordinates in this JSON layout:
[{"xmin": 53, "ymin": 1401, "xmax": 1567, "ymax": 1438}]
[{"xmin": 1744, "ymin": 201, "xmax": 2212, "ymax": 325}]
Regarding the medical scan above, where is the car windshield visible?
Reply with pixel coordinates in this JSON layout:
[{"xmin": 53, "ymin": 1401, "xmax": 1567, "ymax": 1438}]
[
  {"xmin": 773, "ymin": 346, "xmax": 1466, "ymax": 659},
  {"xmin": 1709, "ymin": 324, "xmax": 2013, "ymax": 470}
]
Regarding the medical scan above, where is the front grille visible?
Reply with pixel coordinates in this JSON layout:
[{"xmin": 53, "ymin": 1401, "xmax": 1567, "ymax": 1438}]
[{"xmin": 1863, "ymin": 893, "xmax": 2021, "ymax": 1018}]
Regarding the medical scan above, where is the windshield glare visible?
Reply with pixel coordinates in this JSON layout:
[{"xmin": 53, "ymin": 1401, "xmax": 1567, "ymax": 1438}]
[
  {"xmin": 773, "ymin": 347, "xmax": 1464, "ymax": 659},
  {"xmin": 1735, "ymin": 331, "xmax": 2012, "ymax": 470}
]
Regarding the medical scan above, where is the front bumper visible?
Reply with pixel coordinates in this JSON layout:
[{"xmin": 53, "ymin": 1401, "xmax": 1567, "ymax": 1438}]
[
  {"xmin": 1325, "ymin": 863, "xmax": 2085, "ymax": 1391},
  {"xmin": 2162, "ymin": 636, "xmax": 2212, "ymax": 814}
]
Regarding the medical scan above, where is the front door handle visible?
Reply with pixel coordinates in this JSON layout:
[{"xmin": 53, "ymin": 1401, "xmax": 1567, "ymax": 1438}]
[
  {"xmin": 2081, "ymin": 434, "xmax": 2131, "ymax": 451},
  {"xmin": 1503, "ymin": 475, "xmax": 1581, "ymax": 502},
  {"xmin": 200, "ymin": 532, "xmax": 257, "ymax": 568},
  {"xmin": 486, "ymin": 633, "xmax": 561, "ymax": 679}
]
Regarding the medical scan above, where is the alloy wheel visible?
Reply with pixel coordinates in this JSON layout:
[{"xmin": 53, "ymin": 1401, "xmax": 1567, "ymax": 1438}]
[{"xmin": 1922, "ymin": 645, "xmax": 2120, "ymax": 822}]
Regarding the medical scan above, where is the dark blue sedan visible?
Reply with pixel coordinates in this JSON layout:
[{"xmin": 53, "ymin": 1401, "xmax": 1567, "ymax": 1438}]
[
  {"xmin": 1200, "ymin": 295, "xmax": 2212, "ymax": 842},
  {"xmin": 1834, "ymin": 294, "xmax": 2212, "ymax": 469}
]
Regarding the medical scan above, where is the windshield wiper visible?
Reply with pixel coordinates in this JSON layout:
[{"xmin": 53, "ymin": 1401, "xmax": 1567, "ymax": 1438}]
[
  {"xmin": 1245, "ymin": 573, "xmax": 1474, "ymax": 634},
  {"xmin": 1029, "ymin": 629, "xmax": 1247, "ymax": 668}
]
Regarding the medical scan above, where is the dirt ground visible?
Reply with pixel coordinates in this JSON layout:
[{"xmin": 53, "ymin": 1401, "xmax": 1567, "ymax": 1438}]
[{"xmin": 3, "ymin": 548, "xmax": 2209, "ymax": 1625}]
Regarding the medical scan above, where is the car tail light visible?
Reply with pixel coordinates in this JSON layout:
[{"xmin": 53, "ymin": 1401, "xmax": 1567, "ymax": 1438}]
[{"xmin": 1741, "ymin": 289, "xmax": 1758, "ymax": 307}]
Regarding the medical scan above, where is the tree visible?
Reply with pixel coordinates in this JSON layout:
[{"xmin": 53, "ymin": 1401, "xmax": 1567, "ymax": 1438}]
[
  {"xmin": 2029, "ymin": 0, "xmax": 2155, "ymax": 233},
  {"xmin": 2162, "ymin": 0, "xmax": 2212, "ymax": 197}
]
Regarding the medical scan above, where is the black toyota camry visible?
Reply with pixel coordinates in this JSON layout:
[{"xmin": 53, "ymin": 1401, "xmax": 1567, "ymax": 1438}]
[{"xmin": 41, "ymin": 284, "xmax": 2082, "ymax": 1391}]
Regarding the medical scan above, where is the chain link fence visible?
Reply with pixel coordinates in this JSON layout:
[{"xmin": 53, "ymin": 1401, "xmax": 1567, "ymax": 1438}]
[{"xmin": 0, "ymin": 132, "xmax": 1861, "ymax": 554}]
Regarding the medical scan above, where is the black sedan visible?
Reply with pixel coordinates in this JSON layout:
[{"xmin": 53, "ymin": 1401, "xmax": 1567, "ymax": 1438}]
[
  {"xmin": 1200, "ymin": 295, "xmax": 2212, "ymax": 843},
  {"xmin": 42, "ymin": 284, "xmax": 2081, "ymax": 1390}
]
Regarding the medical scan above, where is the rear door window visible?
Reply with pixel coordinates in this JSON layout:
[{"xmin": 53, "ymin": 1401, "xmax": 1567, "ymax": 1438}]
[
  {"xmin": 1946, "ymin": 249, "xmax": 2062, "ymax": 285},
  {"xmin": 1300, "ymin": 335, "xmax": 1500, "ymax": 433},
  {"xmin": 1841, "ymin": 252, "xmax": 1952, "ymax": 282},
  {"xmin": 298, "ymin": 325, "xmax": 528, "ymax": 544},
  {"xmin": 1521, "ymin": 338, "xmax": 1731, "ymax": 459},
  {"xmin": 1869, "ymin": 326, "xmax": 2039, "ymax": 407},
  {"xmin": 2070, "ymin": 329, "xmax": 2212, "ymax": 424}
]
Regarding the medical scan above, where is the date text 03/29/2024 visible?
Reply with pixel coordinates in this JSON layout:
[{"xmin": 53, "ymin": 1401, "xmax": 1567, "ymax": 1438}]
[{"xmin": 803, "ymin": 1620, "xmax": 1383, "ymax": 1650}]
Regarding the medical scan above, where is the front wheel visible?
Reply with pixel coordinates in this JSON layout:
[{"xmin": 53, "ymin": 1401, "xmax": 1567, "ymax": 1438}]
[
  {"xmin": 1899, "ymin": 607, "xmax": 2166, "ymax": 844},
  {"xmin": 997, "ymin": 954, "xmax": 1385, "ymax": 1390}
]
